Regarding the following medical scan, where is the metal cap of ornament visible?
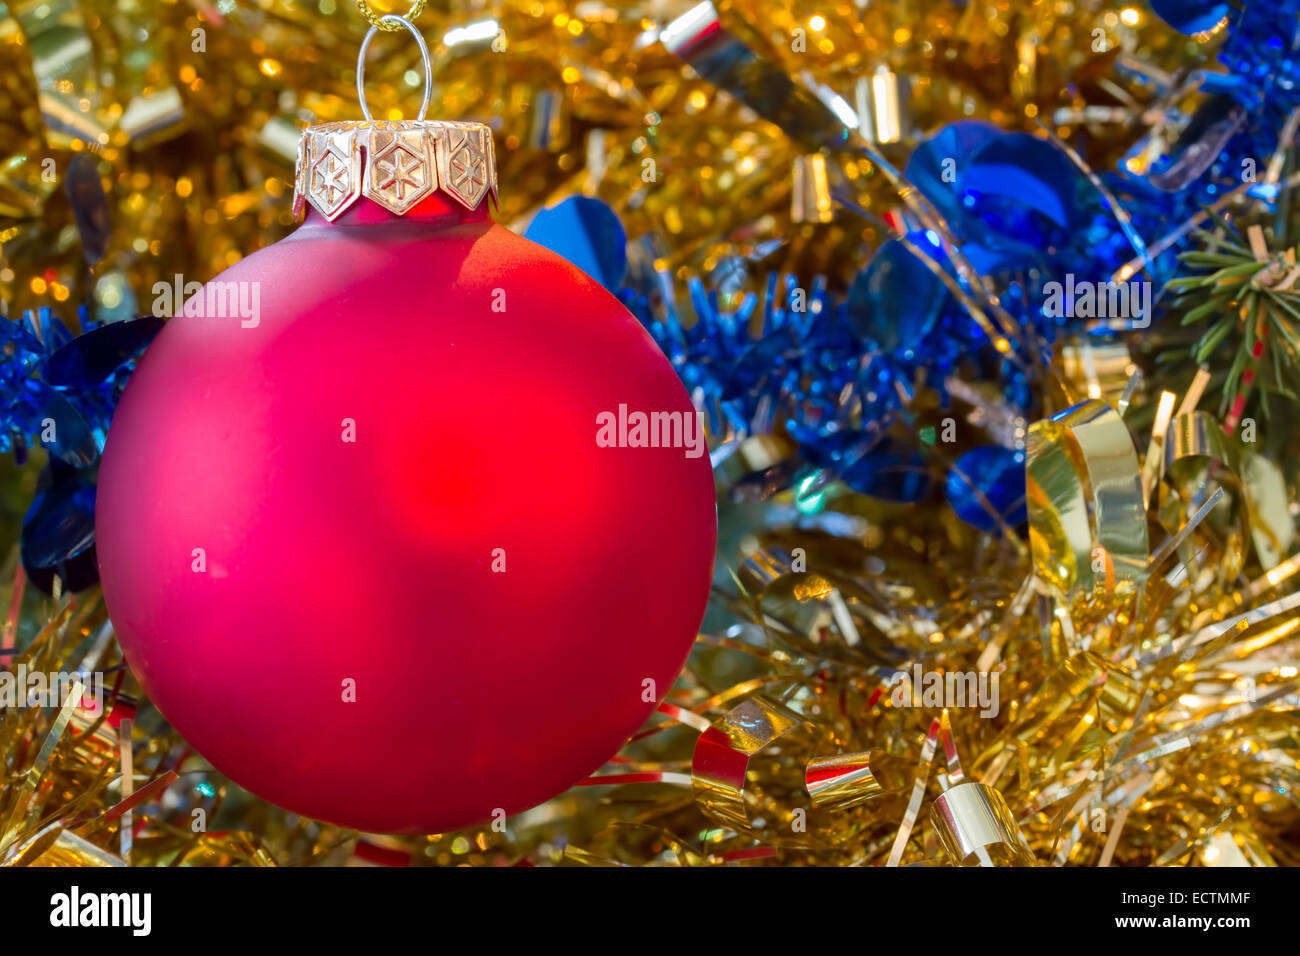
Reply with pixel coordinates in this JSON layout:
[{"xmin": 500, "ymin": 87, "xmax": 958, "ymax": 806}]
[{"xmin": 291, "ymin": 13, "xmax": 498, "ymax": 221}]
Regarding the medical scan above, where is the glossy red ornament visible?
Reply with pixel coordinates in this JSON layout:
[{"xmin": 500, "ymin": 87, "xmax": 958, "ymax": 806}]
[{"xmin": 96, "ymin": 125, "xmax": 716, "ymax": 833}]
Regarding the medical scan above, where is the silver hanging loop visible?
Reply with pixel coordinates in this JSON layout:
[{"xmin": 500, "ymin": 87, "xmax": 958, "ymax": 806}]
[{"xmin": 356, "ymin": 14, "xmax": 432, "ymax": 122}]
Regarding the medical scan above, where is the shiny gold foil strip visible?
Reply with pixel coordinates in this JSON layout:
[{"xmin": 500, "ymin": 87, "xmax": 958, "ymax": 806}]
[
  {"xmin": 0, "ymin": 679, "xmax": 84, "ymax": 854},
  {"xmin": 856, "ymin": 68, "xmax": 908, "ymax": 145},
  {"xmin": 14, "ymin": 826, "xmax": 126, "ymax": 867},
  {"xmin": 691, "ymin": 697, "xmax": 806, "ymax": 830},
  {"xmin": 791, "ymin": 154, "xmax": 832, "ymax": 223},
  {"xmin": 805, "ymin": 750, "xmax": 889, "ymax": 810},
  {"xmin": 1027, "ymin": 399, "xmax": 1148, "ymax": 604},
  {"xmin": 1054, "ymin": 336, "xmax": 1134, "ymax": 406},
  {"xmin": 1161, "ymin": 410, "xmax": 1249, "ymax": 582},
  {"xmin": 930, "ymin": 782, "xmax": 1036, "ymax": 867},
  {"xmin": 1241, "ymin": 451, "xmax": 1296, "ymax": 570},
  {"xmin": 13, "ymin": 0, "xmax": 111, "ymax": 148}
]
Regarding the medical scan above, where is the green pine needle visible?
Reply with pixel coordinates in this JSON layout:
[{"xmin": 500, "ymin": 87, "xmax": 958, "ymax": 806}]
[{"xmin": 1170, "ymin": 229, "xmax": 1300, "ymax": 421}]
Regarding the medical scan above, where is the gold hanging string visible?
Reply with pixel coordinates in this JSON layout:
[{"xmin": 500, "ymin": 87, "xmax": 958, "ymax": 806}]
[{"xmin": 354, "ymin": 0, "xmax": 427, "ymax": 31}]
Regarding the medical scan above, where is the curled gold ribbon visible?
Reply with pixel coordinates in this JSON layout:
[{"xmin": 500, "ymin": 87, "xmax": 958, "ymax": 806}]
[
  {"xmin": 1027, "ymin": 399, "xmax": 1148, "ymax": 605},
  {"xmin": 692, "ymin": 697, "xmax": 807, "ymax": 830},
  {"xmin": 1241, "ymin": 451, "xmax": 1296, "ymax": 569},
  {"xmin": 805, "ymin": 750, "xmax": 898, "ymax": 811},
  {"xmin": 692, "ymin": 698, "xmax": 897, "ymax": 842},
  {"xmin": 1054, "ymin": 336, "xmax": 1134, "ymax": 408},
  {"xmin": 930, "ymin": 782, "xmax": 1036, "ymax": 867},
  {"xmin": 1161, "ymin": 410, "xmax": 1250, "ymax": 583}
]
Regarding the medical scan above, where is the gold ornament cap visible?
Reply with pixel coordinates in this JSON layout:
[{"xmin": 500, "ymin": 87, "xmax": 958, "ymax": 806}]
[
  {"xmin": 294, "ymin": 12, "xmax": 496, "ymax": 221},
  {"xmin": 293, "ymin": 120, "xmax": 498, "ymax": 221}
]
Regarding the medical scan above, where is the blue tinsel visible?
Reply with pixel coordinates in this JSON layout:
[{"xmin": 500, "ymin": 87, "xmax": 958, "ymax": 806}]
[{"xmin": 2, "ymin": 308, "xmax": 160, "ymax": 588}]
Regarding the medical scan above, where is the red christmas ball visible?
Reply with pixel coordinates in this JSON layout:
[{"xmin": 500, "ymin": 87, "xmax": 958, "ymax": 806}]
[{"xmin": 96, "ymin": 122, "xmax": 716, "ymax": 833}]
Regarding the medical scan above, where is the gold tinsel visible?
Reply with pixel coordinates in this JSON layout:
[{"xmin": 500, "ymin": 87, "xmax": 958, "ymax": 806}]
[
  {"xmin": 1, "ymin": 0, "xmax": 1194, "ymax": 316},
  {"xmin": 3, "ymin": 0, "xmax": 1299, "ymax": 868}
]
